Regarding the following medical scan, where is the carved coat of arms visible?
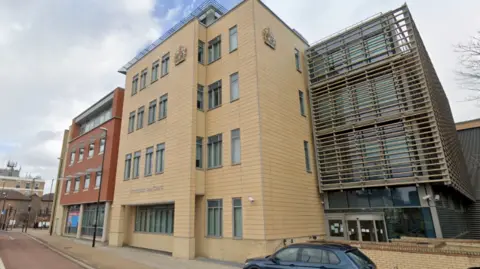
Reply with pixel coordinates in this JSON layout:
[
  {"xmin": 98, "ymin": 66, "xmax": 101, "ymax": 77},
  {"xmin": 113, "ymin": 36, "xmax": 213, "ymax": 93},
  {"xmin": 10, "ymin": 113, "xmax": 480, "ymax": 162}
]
[
  {"xmin": 174, "ymin": 45, "xmax": 187, "ymax": 65},
  {"xmin": 262, "ymin": 27, "xmax": 276, "ymax": 49}
]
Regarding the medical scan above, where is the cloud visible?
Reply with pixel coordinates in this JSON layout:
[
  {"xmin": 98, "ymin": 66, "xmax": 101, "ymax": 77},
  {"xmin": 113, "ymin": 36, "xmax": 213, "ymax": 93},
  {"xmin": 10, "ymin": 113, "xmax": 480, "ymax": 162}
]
[{"xmin": 0, "ymin": 0, "xmax": 170, "ymax": 186}]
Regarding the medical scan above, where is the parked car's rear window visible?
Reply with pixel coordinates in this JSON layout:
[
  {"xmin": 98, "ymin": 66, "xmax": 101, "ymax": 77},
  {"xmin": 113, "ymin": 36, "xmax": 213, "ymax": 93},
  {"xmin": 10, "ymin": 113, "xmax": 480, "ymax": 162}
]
[{"xmin": 346, "ymin": 249, "xmax": 373, "ymax": 268}]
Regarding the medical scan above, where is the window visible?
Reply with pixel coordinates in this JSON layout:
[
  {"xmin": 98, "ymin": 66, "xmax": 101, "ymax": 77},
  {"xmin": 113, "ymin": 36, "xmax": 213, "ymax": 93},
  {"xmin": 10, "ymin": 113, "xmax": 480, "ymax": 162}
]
[
  {"xmin": 208, "ymin": 35, "xmax": 221, "ymax": 63},
  {"xmin": 124, "ymin": 154, "xmax": 132, "ymax": 180},
  {"xmin": 88, "ymin": 142, "xmax": 95, "ymax": 158},
  {"xmin": 304, "ymin": 141, "xmax": 311, "ymax": 172},
  {"xmin": 346, "ymin": 249, "xmax": 374, "ymax": 268},
  {"xmin": 95, "ymin": 172, "xmax": 102, "ymax": 188},
  {"xmin": 295, "ymin": 48, "xmax": 301, "ymax": 71},
  {"xmin": 148, "ymin": 99, "xmax": 156, "ymax": 124},
  {"xmin": 99, "ymin": 138, "xmax": 105, "ymax": 154},
  {"xmin": 158, "ymin": 94, "xmax": 168, "ymax": 119},
  {"xmin": 197, "ymin": 85, "xmax": 204, "ymax": 110},
  {"xmin": 25, "ymin": 182, "xmax": 31, "ymax": 189},
  {"xmin": 299, "ymin": 90, "xmax": 306, "ymax": 116},
  {"xmin": 151, "ymin": 60, "xmax": 159, "ymax": 82},
  {"xmin": 275, "ymin": 247, "xmax": 299, "ymax": 262},
  {"xmin": 208, "ymin": 134, "xmax": 222, "ymax": 168},
  {"xmin": 156, "ymin": 143, "xmax": 165, "ymax": 173},
  {"xmin": 196, "ymin": 137, "xmax": 203, "ymax": 168},
  {"xmin": 70, "ymin": 151, "xmax": 75, "ymax": 165},
  {"xmin": 78, "ymin": 148, "xmax": 84, "ymax": 161},
  {"xmin": 145, "ymin": 147, "xmax": 153, "ymax": 176},
  {"xmin": 229, "ymin": 25, "xmax": 238, "ymax": 52},
  {"xmin": 137, "ymin": 106, "xmax": 144, "ymax": 129},
  {"xmin": 198, "ymin": 41, "xmax": 205, "ymax": 64},
  {"xmin": 133, "ymin": 151, "xmax": 141, "ymax": 178},
  {"xmin": 299, "ymin": 248, "xmax": 340, "ymax": 264},
  {"xmin": 208, "ymin": 80, "xmax": 222, "ymax": 109},
  {"xmin": 134, "ymin": 204, "xmax": 174, "ymax": 234},
  {"xmin": 15, "ymin": 182, "xmax": 20, "ymax": 188},
  {"xmin": 207, "ymin": 199, "xmax": 223, "ymax": 237},
  {"xmin": 65, "ymin": 180, "xmax": 71, "ymax": 193},
  {"xmin": 140, "ymin": 69, "xmax": 148, "ymax": 89},
  {"xmin": 84, "ymin": 174, "xmax": 90, "ymax": 189},
  {"xmin": 232, "ymin": 198, "xmax": 242, "ymax": 237},
  {"xmin": 231, "ymin": 129, "xmax": 241, "ymax": 164},
  {"xmin": 74, "ymin": 177, "xmax": 80, "ymax": 192},
  {"xmin": 230, "ymin": 72, "xmax": 239, "ymax": 101},
  {"xmin": 132, "ymin": 74, "xmax": 139, "ymax": 95},
  {"xmin": 128, "ymin": 111, "xmax": 135, "ymax": 133},
  {"xmin": 78, "ymin": 107, "xmax": 113, "ymax": 136},
  {"xmin": 161, "ymin": 53, "xmax": 169, "ymax": 76}
]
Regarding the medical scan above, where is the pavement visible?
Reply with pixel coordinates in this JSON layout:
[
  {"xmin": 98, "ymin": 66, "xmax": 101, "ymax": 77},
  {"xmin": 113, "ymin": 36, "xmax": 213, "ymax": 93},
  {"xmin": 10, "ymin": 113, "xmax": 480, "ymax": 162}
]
[
  {"xmin": 20, "ymin": 229, "xmax": 241, "ymax": 269},
  {"xmin": 0, "ymin": 230, "xmax": 84, "ymax": 269}
]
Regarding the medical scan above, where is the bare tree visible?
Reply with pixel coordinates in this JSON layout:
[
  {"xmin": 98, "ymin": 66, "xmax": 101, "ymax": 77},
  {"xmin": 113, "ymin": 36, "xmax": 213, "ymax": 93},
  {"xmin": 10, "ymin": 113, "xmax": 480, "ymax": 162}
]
[{"xmin": 456, "ymin": 32, "xmax": 480, "ymax": 101}]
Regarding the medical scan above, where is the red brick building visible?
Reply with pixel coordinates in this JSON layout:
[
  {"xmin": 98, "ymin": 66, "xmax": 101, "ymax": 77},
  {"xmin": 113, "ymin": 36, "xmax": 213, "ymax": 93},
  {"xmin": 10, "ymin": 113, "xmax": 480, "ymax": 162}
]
[{"xmin": 59, "ymin": 87, "xmax": 124, "ymax": 241}]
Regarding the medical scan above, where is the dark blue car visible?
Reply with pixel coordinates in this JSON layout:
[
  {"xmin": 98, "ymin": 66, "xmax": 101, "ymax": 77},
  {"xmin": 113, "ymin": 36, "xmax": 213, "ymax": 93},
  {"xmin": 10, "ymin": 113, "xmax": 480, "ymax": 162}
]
[{"xmin": 243, "ymin": 242, "xmax": 376, "ymax": 269}]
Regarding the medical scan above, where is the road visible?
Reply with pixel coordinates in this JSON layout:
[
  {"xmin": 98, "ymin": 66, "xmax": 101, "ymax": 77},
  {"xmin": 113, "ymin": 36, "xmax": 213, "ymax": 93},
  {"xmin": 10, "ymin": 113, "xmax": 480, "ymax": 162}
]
[{"xmin": 0, "ymin": 230, "xmax": 84, "ymax": 269}]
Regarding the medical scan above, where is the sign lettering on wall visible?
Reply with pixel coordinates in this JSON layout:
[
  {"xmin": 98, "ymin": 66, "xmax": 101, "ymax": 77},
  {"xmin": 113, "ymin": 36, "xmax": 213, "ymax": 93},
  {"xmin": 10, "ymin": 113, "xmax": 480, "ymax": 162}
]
[{"xmin": 130, "ymin": 185, "xmax": 164, "ymax": 194}]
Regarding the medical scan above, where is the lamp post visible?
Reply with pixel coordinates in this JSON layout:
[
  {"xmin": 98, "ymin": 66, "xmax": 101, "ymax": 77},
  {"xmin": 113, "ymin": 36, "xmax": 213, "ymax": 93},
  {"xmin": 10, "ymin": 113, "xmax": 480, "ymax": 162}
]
[
  {"xmin": 92, "ymin": 127, "xmax": 107, "ymax": 248},
  {"xmin": 25, "ymin": 204, "xmax": 31, "ymax": 232}
]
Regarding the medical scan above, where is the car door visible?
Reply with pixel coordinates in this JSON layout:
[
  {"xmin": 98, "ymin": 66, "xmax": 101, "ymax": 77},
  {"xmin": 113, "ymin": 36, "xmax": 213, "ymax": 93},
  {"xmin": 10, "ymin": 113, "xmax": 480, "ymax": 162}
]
[
  {"xmin": 297, "ymin": 247, "xmax": 345, "ymax": 269},
  {"xmin": 265, "ymin": 247, "xmax": 303, "ymax": 269}
]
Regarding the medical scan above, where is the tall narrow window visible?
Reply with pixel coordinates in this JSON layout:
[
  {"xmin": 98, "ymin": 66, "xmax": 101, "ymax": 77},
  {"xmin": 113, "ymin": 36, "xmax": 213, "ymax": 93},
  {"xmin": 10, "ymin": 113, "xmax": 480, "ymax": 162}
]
[
  {"xmin": 230, "ymin": 72, "xmax": 239, "ymax": 101},
  {"xmin": 145, "ymin": 147, "xmax": 153, "ymax": 176},
  {"xmin": 208, "ymin": 134, "xmax": 222, "ymax": 168},
  {"xmin": 140, "ymin": 69, "xmax": 148, "ymax": 89},
  {"xmin": 137, "ymin": 106, "xmax": 144, "ymax": 129},
  {"xmin": 159, "ymin": 94, "xmax": 168, "ymax": 119},
  {"xmin": 95, "ymin": 172, "xmax": 102, "ymax": 188},
  {"xmin": 151, "ymin": 60, "xmax": 159, "ymax": 82},
  {"xmin": 74, "ymin": 177, "xmax": 80, "ymax": 192},
  {"xmin": 99, "ymin": 138, "xmax": 105, "ymax": 154},
  {"xmin": 133, "ymin": 151, "xmax": 141, "ymax": 178},
  {"xmin": 229, "ymin": 25, "xmax": 238, "ymax": 52},
  {"xmin": 124, "ymin": 153, "xmax": 132, "ymax": 180},
  {"xmin": 196, "ymin": 137, "xmax": 203, "ymax": 168},
  {"xmin": 132, "ymin": 74, "xmax": 139, "ymax": 95},
  {"xmin": 78, "ymin": 148, "xmax": 84, "ymax": 161},
  {"xmin": 208, "ymin": 35, "xmax": 221, "ymax": 63},
  {"xmin": 295, "ymin": 48, "xmax": 301, "ymax": 72},
  {"xmin": 65, "ymin": 180, "xmax": 71, "ymax": 193},
  {"xmin": 148, "ymin": 99, "xmax": 157, "ymax": 124},
  {"xmin": 88, "ymin": 142, "xmax": 95, "ymax": 158},
  {"xmin": 128, "ymin": 111, "xmax": 135, "ymax": 133},
  {"xmin": 197, "ymin": 84, "xmax": 204, "ymax": 110},
  {"xmin": 299, "ymin": 90, "xmax": 306, "ymax": 116},
  {"xmin": 207, "ymin": 199, "xmax": 223, "ymax": 237},
  {"xmin": 233, "ymin": 198, "xmax": 242, "ymax": 238},
  {"xmin": 208, "ymin": 80, "xmax": 222, "ymax": 109},
  {"xmin": 70, "ymin": 151, "xmax": 75, "ymax": 165},
  {"xmin": 161, "ymin": 53, "xmax": 169, "ymax": 76},
  {"xmin": 198, "ymin": 41, "xmax": 205, "ymax": 64},
  {"xmin": 231, "ymin": 129, "xmax": 241, "ymax": 164},
  {"xmin": 156, "ymin": 143, "xmax": 165, "ymax": 173},
  {"xmin": 304, "ymin": 141, "xmax": 311, "ymax": 172},
  {"xmin": 84, "ymin": 174, "xmax": 90, "ymax": 190}
]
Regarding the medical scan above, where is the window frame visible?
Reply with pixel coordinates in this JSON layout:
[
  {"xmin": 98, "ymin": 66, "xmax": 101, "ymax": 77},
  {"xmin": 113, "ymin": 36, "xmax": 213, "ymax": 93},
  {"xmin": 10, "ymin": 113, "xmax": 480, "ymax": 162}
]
[
  {"xmin": 158, "ymin": 94, "xmax": 168, "ymax": 120},
  {"xmin": 148, "ymin": 99, "xmax": 157, "ymax": 125},
  {"xmin": 151, "ymin": 60, "xmax": 159, "ymax": 82},
  {"xmin": 295, "ymin": 48, "xmax": 301, "ymax": 72},
  {"xmin": 196, "ymin": 137, "xmax": 203, "ymax": 168},
  {"xmin": 299, "ymin": 90, "xmax": 306, "ymax": 116},
  {"xmin": 161, "ymin": 53, "xmax": 170, "ymax": 77},
  {"xmin": 208, "ymin": 35, "xmax": 221, "ymax": 64},
  {"xmin": 65, "ymin": 180, "xmax": 71, "ymax": 193},
  {"xmin": 74, "ymin": 177, "xmax": 80, "ymax": 192},
  {"xmin": 95, "ymin": 172, "xmax": 102, "ymax": 188},
  {"xmin": 88, "ymin": 142, "xmax": 95, "ymax": 158},
  {"xmin": 232, "ymin": 198, "xmax": 242, "ymax": 238},
  {"xmin": 206, "ymin": 199, "xmax": 223, "ymax": 237},
  {"xmin": 131, "ymin": 74, "xmax": 139, "ymax": 95},
  {"xmin": 78, "ymin": 147, "xmax": 84, "ymax": 162},
  {"xmin": 124, "ymin": 153, "xmax": 132, "ymax": 180},
  {"xmin": 137, "ymin": 106, "xmax": 145, "ymax": 130},
  {"xmin": 84, "ymin": 174, "xmax": 90, "ymax": 190},
  {"xmin": 229, "ymin": 25, "xmax": 238, "ymax": 52},
  {"xmin": 155, "ymin": 143, "xmax": 165, "ymax": 174},
  {"xmin": 133, "ymin": 151, "xmax": 141, "ymax": 179},
  {"xmin": 230, "ymin": 72, "xmax": 239, "ymax": 102},
  {"xmin": 144, "ymin": 146, "xmax": 154, "ymax": 176},
  {"xmin": 208, "ymin": 80, "xmax": 222, "ymax": 110},
  {"xmin": 99, "ymin": 138, "xmax": 105, "ymax": 154},
  {"xmin": 140, "ymin": 69, "xmax": 148, "ymax": 89},
  {"xmin": 304, "ymin": 141, "xmax": 311, "ymax": 172},
  {"xmin": 197, "ymin": 84, "xmax": 204, "ymax": 111},
  {"xmin": 134, "ymin": 204, "xmax": 174, "ymax": 235},
  {"xmin": 231, "ymin": 129, "xmax": 241, "ymax": 165},
  {"xmin": 70, "ymin": 151, "xmax": 75, "ymax": 165},
  {"xmin": 198, "ymin": 40, "xmax": 205, "ymax": 64},
  {"xmin": 128, "ymin": 111, "xmax": 135, "ymax": 133},
  {"xmin": 207, "ymin": 133, "xmax": 223, "ymax": 169}
]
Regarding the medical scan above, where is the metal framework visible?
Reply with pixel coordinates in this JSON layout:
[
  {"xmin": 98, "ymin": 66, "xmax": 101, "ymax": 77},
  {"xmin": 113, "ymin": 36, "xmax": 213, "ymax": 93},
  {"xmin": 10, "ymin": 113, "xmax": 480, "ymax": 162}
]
[
  {"xmin": 306, "ymin": 5, "xmax": 473, "ymax": 200},
  {"xmin": 118, "ymin": 0, "xmax": 228, "ymax": 74}
]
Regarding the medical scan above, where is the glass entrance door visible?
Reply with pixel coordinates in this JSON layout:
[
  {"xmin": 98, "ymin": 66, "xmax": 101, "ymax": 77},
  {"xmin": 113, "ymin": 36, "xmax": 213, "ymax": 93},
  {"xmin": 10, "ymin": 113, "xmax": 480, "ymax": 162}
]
[{"xmin": 345, "ymin": 214, "xmax": 387, "ymax": 242}]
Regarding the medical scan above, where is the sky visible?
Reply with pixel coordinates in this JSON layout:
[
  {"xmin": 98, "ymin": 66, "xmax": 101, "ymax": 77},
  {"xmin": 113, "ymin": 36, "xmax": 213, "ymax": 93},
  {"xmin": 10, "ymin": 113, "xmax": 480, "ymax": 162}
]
[{"xmin": 0, "ymin": 0, "xmax": 479, "ymax": 193}]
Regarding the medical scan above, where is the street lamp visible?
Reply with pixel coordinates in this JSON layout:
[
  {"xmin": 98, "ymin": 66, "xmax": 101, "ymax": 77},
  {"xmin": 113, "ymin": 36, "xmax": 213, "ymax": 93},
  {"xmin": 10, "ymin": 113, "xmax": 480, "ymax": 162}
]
[
  {"xmin": 92, "ymin": 127, "xmax": 107, "ymax": 248},
  {"xmin": 25, "ymin": 204, "xmax": 31, "ymax": 232}
]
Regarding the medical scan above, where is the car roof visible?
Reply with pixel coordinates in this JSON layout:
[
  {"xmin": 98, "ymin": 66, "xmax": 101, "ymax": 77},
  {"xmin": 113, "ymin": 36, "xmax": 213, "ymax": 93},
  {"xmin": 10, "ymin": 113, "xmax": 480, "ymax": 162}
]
[{"xmin": 287, "ymin": 242, "xmax": 356, "ymax": 251}]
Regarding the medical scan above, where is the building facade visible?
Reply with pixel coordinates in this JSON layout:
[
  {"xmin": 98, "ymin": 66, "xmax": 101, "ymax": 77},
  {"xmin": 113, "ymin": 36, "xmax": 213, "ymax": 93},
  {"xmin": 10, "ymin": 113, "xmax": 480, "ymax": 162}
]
[
  {"xmin": 0, "ymin": 174, "xmax": 45, "ymax": 196},
  {"xmin": 109, "ymin": 0, "xmax": 323, "ymax": 262},
  {"xmin": 307, "ymin": 4, "xmax": 473, "ymax": 242},
  {"xmin": 58, "ymin": 88, "xmax": 124, "ymax": 241},
  {"xmin": 456, "ymin": 119, "xmax": 480, "ymax": 239}
]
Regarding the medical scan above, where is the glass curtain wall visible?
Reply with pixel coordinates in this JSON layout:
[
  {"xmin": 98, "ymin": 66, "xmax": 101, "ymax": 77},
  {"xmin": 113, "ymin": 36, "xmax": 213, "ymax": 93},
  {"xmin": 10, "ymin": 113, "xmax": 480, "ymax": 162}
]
[{"xmin": 81, "ymin": 203, "xmax": 105, "ymax": 237}]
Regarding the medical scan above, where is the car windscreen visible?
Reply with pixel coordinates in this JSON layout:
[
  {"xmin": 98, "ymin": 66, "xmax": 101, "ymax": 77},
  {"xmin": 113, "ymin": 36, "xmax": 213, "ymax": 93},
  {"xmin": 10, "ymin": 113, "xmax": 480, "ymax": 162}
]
[{"xmin": 346, "ymin": 249, "xmax": 374, "ymax": 268}]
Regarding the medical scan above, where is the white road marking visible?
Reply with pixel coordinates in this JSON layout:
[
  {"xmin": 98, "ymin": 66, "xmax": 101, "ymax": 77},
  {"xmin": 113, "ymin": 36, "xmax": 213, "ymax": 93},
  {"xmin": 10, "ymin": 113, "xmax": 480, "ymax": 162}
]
[
  {"xmin": 8, "ymin": 236, "xmax": 13, "ymax": 241},
  {"xmin": 0, "ymin": 257, "xmax": 6, "ymax": 269}
]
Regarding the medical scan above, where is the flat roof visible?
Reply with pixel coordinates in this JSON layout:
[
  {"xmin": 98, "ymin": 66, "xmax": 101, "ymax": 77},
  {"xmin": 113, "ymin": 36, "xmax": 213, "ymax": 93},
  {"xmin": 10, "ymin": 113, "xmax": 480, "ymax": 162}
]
[{"xmin": 456, "ymin": 118, "xmax": 480, "ymax": 131}]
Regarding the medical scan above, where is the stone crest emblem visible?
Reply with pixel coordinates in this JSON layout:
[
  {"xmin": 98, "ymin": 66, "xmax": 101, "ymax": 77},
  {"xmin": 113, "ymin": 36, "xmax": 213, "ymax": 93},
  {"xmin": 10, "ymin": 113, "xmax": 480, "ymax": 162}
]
[
  {"xmin": 262, "ymin": 27, "xmax": 276, "ymax": 49},
  {"xmin": 174, "ymin": 45, "xmax": 187, "ymax": 65}
]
